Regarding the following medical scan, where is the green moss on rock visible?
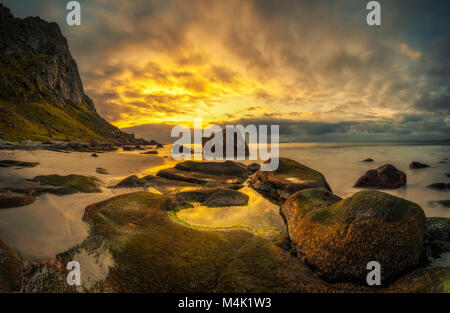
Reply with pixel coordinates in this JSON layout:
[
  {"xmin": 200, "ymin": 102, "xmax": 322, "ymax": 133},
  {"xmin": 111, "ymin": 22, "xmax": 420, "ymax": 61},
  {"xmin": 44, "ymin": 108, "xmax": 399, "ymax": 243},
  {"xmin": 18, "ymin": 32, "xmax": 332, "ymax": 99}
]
[
  {"xmin": 32, "ymin": 174, "xmax": 102, "ymax": 194},
  {"xmin": 0, "ymin": 240, "xmax": 22, "ymax": 292},
  {"xmin": 281, "ymin": 189, "xmax": 426, "ymax": 284},
  {"xmin": 249, "ymin": 158, "xmax": 332, "ymax": 203}
]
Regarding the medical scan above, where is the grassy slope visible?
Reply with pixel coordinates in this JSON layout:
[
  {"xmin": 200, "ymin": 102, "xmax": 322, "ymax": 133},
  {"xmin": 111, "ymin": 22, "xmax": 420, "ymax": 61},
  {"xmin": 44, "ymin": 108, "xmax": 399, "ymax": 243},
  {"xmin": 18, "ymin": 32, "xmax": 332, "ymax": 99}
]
[{"xmin": 0, "ymin": 53, "xmax": 127, "ymax": 142}]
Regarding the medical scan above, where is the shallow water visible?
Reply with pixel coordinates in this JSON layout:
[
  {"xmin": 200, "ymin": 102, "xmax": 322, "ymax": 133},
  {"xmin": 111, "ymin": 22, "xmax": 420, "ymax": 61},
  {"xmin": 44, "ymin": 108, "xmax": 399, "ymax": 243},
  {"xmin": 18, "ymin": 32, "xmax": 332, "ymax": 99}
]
[
  {"xmin": 277, "ymin": 142, "xmax": 450, "ymax": 218},
  {"xmin": 176, "ymin": 185, "xmax": 285, "ymax": 234},
  {"xmin": 0, "ymin": 142, "xmax": 448, "ymax": 261},
  {"xmin": 0, "ymin": 148, "xmax": 169, "ymax": 259}
]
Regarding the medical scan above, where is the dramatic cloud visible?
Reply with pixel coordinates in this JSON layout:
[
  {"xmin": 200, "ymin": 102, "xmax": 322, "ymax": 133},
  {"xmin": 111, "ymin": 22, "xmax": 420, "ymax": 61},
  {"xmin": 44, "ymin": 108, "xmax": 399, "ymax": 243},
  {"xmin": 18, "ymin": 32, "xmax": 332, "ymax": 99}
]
[{"xmin": 3, "ymin": 0, "xmax": 449, "ymax": 140}]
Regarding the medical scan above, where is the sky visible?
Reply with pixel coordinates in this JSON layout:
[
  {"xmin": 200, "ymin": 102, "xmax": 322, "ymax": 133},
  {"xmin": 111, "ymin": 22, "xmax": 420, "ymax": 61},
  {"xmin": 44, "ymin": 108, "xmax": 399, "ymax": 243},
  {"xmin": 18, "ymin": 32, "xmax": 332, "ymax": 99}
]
[{"xmin": 2, "ymin": 0, "xmax": 449, "ymax": 142}]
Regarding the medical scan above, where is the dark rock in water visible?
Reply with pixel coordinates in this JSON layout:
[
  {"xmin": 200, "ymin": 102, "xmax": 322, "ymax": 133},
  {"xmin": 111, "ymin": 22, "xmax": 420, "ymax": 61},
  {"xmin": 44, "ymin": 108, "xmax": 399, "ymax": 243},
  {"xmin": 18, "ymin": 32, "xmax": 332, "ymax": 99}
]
[
  {"xmin": 0, "ymin": 194, "xmax": 35, "ymax": 209},
  {"xmin": 142, "ymin": 175, "xmax": 199, "ymax": 193},
  {"xmin": 249, "ymin": 158, "xmax": 331, "ymax": 203},
  {"xmin": 31, "ymin": 174, "xmax": 102, "ymax": 194},
  {"xmin": 202, "ymin": 128, "xmax": 249, "ymax": 158},
  {"xmin": 176, "ymin": 188, "xmax": 249, "ymax": 207},
  {"xmin": 281, "ymin": 189, "xmax": 426, "ymax": 284},
  {"xmin": 157, "ymin": 161, "xmax": 249, "ymax": 187},
  {"xmin": 156, "ymin": 143, "xmax": 163, "ymax": 149},
  {"xmin": 410, "ymin": 162, "xmax": 429, "ymax": 169},
  {"xmin": 134, "ymin": 145, "xmax": 145, "ymax": 150},
  {"xmin": 427, "ymin": 183, "xmax": 450, "ymax": 191},
  {"xmin": 123, "ymin": 146, "xmax": 134, "ymax": 151},
  {"xmin": 424, "ymin": 217, "xmax": 450, "ymax": 259},
  {"xmin": 362, "ymin": 158, "xmax": 374, "ymax": 162},
  {"xmin": 435, "ymin": 200, "xmax": 450, "ymax": 208},
  {"xmin": 247, "ymin": 163, "xmax": 260, "ymax": 173},
  {"xmin": 91, "ymin": 153, "xmax": 98, "ymax": 158},
  {"xmin": 141, "ymin": 150, "xmax": 157, "ymax": 155},
  {"xmin": 95, "ymin": 168, "xmax": 109, "ymax": 175},
  {"xmin": 354, "ymin": 164, "xmax": 406, "ymax": 189},
  {"xmin": 0, "ymin": 240, "xmax": 22, "ymax": 292},
  {"xmin": 0, "ymin": 160, "xmax": 39, "ymax": 168},
  {"xmin": 115, "ymin": 175, "xmax": 147, "ymax": 188}
]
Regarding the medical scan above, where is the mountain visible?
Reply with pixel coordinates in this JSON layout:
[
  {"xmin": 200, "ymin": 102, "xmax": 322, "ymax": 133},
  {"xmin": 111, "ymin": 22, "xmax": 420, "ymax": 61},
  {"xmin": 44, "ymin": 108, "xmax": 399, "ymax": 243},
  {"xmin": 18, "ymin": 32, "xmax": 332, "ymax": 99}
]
[{"xmin": 0, "ymin": 4, "xmax": 142, "ymax": 143}]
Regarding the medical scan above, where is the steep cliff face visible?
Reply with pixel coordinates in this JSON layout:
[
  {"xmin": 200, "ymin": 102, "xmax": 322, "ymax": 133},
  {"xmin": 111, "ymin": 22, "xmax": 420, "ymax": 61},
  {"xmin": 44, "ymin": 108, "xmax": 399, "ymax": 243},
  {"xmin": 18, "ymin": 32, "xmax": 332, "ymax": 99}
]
[{"xmin": 0, "ymin": 4, "xmax": 138, "ymax": 142}]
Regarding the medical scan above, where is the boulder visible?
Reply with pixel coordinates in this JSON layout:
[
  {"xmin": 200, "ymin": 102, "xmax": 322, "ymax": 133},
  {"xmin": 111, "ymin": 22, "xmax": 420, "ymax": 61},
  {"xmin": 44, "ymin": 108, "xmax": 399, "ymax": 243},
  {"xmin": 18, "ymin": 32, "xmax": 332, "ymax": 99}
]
[
  {"xmin": 176, "ymin": 188, "xmax": 249, "ymax": 207},
  {"xmin": 362, "ymin": 158, "xmax": 374, "ymax": 162},
  {"xmin": 141, "ymin": 150, "xmax": 158, "ymax": 155},
  {"xmin": 249, "ymin": 158, "xmax": 331, "ymax": 203},
  {"xmin": 96, "ymin": 168, "xmax": 109, "ymax": 175},
  {"xmin": 281, "ymin": 189, "xmax": 426, "ymax": 284},
  {"xmin": 157, "ymin": 161, "xmax": 249, "ymax": 187},
  {"xmin": 115, "ymin": 175, "xmax": 147, "ymax": 188},
  {"xmin": 424, "ymin": 217, "xmax": 450, "ymax": 259},
  {"xmin": 32, "ymin": 174, "xmax": 103, "ymax": 194},
  {"xmin": 0, "ymin": 194, "xmax": 35, "ymax": 209},
  {"xmin": 247, "ymin": 163, "xmax": 260, "ymax": 173},
  {"xmin": 0, "ymin": 160, "xmax": 39, "ymax": 168},
  {"xmin": 427, "ymin": 183, "xmax": 450, "ymax": 191},
  {"xmin": 410, "ymin": 162, "xmax": 429, "ymax": 169},
  {"xmin": 0, "ymin": 240, "xmax": 22, "ymax": 292},
  {"xmin": 56, "ymin": 191, "xmax": 371, "ymax": 292},
  {"xmin": 354, "ymin": 164, "xmax": 406, "ymax": 189},
  {"xmin": 91, "ymin": 153, "xmax": 99, "ymax": 158}
]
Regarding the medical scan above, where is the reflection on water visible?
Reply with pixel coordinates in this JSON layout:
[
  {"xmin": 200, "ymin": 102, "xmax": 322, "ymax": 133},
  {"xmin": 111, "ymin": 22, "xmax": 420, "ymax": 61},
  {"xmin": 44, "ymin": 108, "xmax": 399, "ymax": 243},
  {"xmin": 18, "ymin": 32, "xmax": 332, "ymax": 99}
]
[{"xmin": 176, "ymin": 185, "xmax": 285, "ymax": 234}]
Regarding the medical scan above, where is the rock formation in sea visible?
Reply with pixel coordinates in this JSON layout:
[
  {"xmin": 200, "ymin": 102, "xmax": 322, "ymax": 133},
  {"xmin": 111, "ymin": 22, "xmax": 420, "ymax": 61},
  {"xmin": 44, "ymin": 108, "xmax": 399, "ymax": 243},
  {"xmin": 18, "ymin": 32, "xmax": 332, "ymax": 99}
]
[{"xmin": 354, "ymin": 164, "xmax": 406, "ymax": 189}]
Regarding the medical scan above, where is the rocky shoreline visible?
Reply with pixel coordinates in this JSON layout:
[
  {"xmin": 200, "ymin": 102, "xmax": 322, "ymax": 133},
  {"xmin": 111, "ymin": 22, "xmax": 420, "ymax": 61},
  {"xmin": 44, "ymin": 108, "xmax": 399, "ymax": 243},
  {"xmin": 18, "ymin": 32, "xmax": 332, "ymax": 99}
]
[
  {"xmin": 0, "ymin": 155, "xmax": 448, "ymax": 293},
  {"xmin": 0, "ymin": 139, "xmax": 163, "ymax": 153}
]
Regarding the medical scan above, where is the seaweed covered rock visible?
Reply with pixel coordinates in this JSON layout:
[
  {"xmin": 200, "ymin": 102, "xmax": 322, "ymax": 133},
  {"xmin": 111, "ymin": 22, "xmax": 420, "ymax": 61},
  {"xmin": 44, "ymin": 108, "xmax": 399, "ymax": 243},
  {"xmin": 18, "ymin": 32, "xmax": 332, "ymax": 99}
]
[
  {"xmin": 115, "ymin": 175, "xmax": 147, "ymax": 188},
  {"xmin": 0, "ymin": 160, "xmax": 39, "ymax": 168},
  {"xmin": 32, "ymin": 174, "xmax": 102, "ymax": 194},
  {"xmin": 427, "ymin": 183, "xmax": 450, "ymax": 191},
  {"xmin": 176, "ymin": 188, "xmax": 249, "ymax": 207},
  {"xmin": 425, "ymin": 217, "xmax": 450, "ymax": 259},
  {"xmin": 281, "ymin": 189, "xmax": 426, "ymax": 284},
  {"xmin": 409, "ymin": 162, "xmax": 429, "ymax": 169},
  {"xmin": 56, "ymin": 191, "xmax": 364, "ymax": 293},
  {"xmin": 0, "ymin": 240, "xmax": 22, "ymax": 292},
  {"xmin": 157, "ymin": 161, "xmax": 249, "ymax": 187},
  {"xmin": 249, "ymin": 158, "xmax": 331, "ymax": 203},
  {"xmin": 0, "ymin": 193, "xmax": 35, "ymax": 208},
  {"xmin": 354, "ymin": 164, "xmax": 406, "ymax": 189}
]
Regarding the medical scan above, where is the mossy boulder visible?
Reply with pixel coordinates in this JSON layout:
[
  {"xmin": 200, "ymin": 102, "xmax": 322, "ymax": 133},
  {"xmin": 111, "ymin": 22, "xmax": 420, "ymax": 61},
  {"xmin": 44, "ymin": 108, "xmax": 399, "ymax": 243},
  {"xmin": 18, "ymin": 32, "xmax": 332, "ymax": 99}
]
[
  {"xmin": 387, "ymin": 266, "xmax": 450, "ymax": 293},
  {"xmin": 115, "ymin": 175, "xmax": 147, "ymax": 188},
  {"xmin": 0, "ymin": 240, "xmax": 22, "ymax": 292},
  {"xmin": 32, "ymin": 174, "xmax": 102, "ymax": 194},
  {"xmin": 95, "ymin": 168, "xmax": 109, "ymax": 175},
  {"xmin": 281, "ymin": 189, "xmax": 426, "ymax": 284},
  {"xmin": 249, "ymin": 158, "xmax": 331, "ymax": 203},
  {"xmin": 427, "ymin": 183, "xmax": 450, "ymax": 191},
  {"xmin": 425, "ymin": 217, "xmax": 450, "ymax": 259},
  {"xmin": 0, "ymin": 193, "xmax": 35, "ymax": 208},
  {"xmin": 157, "ymin": 161, "xmax": 249, "ymax": 187},
  {"xmin": 56, "ymin": 191, "xmax": 371, "ymax": 292},
  {"xmin": 410, "ymin": 162, "xmax": 429, "ymax": 169},
  {"xmin": 354, "ymin": 164, "xmax": 406, "ymax": 189},
  {"xmin": 0, "ymin": 159, "xmax": 39, "ymax": 168},
  {"xmin": 176, "ymin": 188, "xmax": 249, "ymax": 207}
]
